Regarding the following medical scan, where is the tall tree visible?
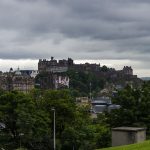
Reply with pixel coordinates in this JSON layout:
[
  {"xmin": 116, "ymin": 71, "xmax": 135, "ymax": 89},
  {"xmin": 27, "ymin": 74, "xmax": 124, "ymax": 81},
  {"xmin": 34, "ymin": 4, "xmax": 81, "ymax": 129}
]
[{"xmin": 0, "ymin": 91, "xmax": 51, "ymax": 150}]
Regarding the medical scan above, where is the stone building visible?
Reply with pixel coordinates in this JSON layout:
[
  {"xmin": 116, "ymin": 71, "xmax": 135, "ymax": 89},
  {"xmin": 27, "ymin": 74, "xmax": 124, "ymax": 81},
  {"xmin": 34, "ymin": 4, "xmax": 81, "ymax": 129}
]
[
  {"xmin": 38, "ymin": 57, "xmax": 136, "ymax": 80},
  {"xmin": 35, "ymin": 72, "xmax": 69, "ymax": 90},
  {"xmin": 54, "ymin": 75, "xmax": 69, "ymax": 89},
  {"xmin": 20, "ymin": 70, "xmax": 39, "ymax": 78},
  {"xmin": 0, "ymin": 68, "xmax": 34, "ymax": 93},
  {"xmin": 38, "ymin": 57, "xmax": 101, "ymax": 73},
  {"xmin": 112, "ymin": 127, "xmax": 146, "ymax": 147},
  {"xmin": 35, "ymin": 72, "xmax": 54, "ymax": 90},
  {"xmin": 122, "ymin": 66, "xmax": 133, "ymax": 75},
  {"xmin": 38, "ymin": 57, "xmax": 141, "ymax": 89},
  {"xmin": 37, "ymin": 57, "xmax": 71, "ymax": 89},
  {"xmin": 73, "ymin": 63, "xmax": 100, "ymax": 73},
  {"xmin": 38, "ymin": 57, "xmax": 73, "ymax": 73},
  {"xmin": 0, "ymin": 74, "xmax": 7, "ymax": 90},
  {"xmin": 76, "ymin": 97, "xmax": 90, "ymax": 107}
]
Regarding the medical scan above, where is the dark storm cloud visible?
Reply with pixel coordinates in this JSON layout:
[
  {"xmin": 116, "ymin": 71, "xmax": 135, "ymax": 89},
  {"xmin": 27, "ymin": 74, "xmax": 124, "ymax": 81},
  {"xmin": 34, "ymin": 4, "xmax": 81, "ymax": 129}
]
[{"xmin": 0, "ymin": 0, "xmax": 150, "ymax": 65}]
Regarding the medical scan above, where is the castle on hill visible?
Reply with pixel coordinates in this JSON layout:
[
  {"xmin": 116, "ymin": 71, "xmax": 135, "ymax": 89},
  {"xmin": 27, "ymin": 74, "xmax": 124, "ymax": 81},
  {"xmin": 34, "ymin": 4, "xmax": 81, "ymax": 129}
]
[
  {"xmin": 38, "ymin": 57, "xmax": 142, "ymax": 89},
  {"xmin": 0, "ymin": 57, "xmax": 142, "ymax": 92},
  {"xmin": 38, "ymin": 57, "xmax": 135, "ymax": 78}
]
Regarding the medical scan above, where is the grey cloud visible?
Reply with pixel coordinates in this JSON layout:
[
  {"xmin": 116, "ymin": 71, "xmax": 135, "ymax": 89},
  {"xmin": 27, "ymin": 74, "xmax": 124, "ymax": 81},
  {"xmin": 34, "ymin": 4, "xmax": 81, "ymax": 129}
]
[{"xmin": 0, "ymin": 0, "xmax": 149, "ymax": 75}]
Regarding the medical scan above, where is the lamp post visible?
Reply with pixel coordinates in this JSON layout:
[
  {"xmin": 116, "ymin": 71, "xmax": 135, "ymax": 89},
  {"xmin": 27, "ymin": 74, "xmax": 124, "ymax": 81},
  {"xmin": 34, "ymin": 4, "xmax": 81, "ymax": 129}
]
[
  {"xmin": 51, "ymin": 108, "xmax": 56, "ymax": 150},
  {"xmin": 19, "ymin": 133, "xmax": 24, "ymax": 148},
  {"xmin": 90, "ymin": 82, "xmax": 92, "ymax": 100}
]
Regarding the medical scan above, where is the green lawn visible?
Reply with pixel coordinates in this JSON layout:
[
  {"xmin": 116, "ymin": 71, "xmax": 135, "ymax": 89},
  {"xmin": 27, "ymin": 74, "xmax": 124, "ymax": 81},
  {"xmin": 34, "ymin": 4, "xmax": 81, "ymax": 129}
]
[{"xmin": 98, "ymin": 140, "xmax": 150, "ymax": 150}]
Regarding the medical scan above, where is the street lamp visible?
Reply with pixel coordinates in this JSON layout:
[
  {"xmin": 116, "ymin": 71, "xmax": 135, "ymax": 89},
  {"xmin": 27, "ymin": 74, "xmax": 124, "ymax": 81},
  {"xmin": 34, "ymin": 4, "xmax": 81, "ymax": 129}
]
[
  {"xmin": 51, "ymin": 108, "xmax": 56, "ymax": 150},
  {"xmin": 19, "ymin": 133, "xmax": 24, "ymax": 148},
  {"xmin": 90, "ymin": 82, "xmax": 92, "ymax": 100}
]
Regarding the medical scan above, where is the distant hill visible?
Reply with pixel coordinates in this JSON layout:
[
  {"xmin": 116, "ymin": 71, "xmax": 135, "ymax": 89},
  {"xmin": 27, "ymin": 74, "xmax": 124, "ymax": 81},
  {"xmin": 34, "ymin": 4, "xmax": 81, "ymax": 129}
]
[{"xmin": 141, "ymin": 77, "xmax": 150, "ymax": 81}]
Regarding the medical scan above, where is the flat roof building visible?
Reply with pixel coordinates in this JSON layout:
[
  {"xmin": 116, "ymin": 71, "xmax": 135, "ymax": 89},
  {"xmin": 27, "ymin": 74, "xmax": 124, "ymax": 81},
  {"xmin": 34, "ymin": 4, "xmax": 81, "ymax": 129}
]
[{"xmin": 112, "ymin": 127, "xmax": 146, "ymax": 147}]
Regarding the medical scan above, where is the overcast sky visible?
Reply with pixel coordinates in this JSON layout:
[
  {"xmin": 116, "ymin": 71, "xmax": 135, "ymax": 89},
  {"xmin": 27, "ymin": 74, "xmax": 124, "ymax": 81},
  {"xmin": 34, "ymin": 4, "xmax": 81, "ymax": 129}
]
[{"xmin": 0, "ymin": 0, "xmax": 150, "ymax": 77}]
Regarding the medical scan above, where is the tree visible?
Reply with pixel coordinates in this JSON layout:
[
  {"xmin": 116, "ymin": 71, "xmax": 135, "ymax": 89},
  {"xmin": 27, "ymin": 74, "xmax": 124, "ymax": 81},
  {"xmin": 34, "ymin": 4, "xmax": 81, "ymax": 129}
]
[
  {"xmin": 0, "ymin": 89, "xmax": 111, "ymax": 150},
  {"xmin": 101, "ymin": 65, "xmax": 109, "ymax": 72},
  {"xmin": 67, "ymin": 69, "xmax": 105, "ymax": 96},
  {"xmin": 0, "ymin": 91, "xmax": 51, "ymax": 150},
  {"xmin": 107, "ymin": 83, "xmax": 150, "ymax": 138}
]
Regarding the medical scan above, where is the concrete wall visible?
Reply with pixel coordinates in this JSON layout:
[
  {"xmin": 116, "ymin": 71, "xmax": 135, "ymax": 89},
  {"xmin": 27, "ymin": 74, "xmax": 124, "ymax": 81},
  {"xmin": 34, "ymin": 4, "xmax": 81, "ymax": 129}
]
[
  {"xmin": 135, "ymin": 130, "xmax": 146, "ymax": 143},
  {"xmin": 112, "ymin": 127, "xmax": 146, "ymax": 147}
]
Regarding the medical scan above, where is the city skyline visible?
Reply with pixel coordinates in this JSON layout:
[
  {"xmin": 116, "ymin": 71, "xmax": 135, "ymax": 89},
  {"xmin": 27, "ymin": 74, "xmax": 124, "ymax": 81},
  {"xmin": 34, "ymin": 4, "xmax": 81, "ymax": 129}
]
[
  {"xmin": 0, "ymin": 58, "xmax": 147, "ymax": 77},
  {"xmin": 0, "ymin": 0, "xmax": 150, "ymax": 77}
]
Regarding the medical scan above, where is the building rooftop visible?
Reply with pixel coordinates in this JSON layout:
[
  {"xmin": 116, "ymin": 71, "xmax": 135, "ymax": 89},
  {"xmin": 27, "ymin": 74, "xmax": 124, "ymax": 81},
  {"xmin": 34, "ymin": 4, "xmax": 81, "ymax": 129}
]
[
  {"xmin": 112, "ymin": 127, "xmax": 146, "ymax": 132},
  {"xmin": 92, "ymin": 97, "xmax": 112, "ymax": 105},
  {"xmin": 92, "ymin": 105, "xmax": 107, "ymax": 113}
]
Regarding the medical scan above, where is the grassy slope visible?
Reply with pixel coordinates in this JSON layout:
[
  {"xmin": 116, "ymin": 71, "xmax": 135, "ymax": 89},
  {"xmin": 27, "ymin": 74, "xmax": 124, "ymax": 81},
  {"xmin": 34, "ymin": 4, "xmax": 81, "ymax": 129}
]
[{"xmin": 98, "ymin": 140, "xmax": 150, "ymax": 150}]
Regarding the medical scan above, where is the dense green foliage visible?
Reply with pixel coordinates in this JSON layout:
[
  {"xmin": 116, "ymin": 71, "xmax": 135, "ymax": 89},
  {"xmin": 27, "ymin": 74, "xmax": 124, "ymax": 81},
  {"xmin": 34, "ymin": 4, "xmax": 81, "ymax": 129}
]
[
  {"xmin": 67, "ymin": 69, "xmax": 105, "ymax": 97},
  {"xmin": 0, "ymin": 89, "xmax": 110, "ymax": 150},
  {"xmin": 1, "ymin": 79, "xmax": 150, "ymax": 150},
  {"xmin": 0, "ymin": 90, "xmax": 51, "ymax": 150},
  {"xmin": 35, "ymin": 68, "xmax": 105, "ymax": 95},
  {"xmin": 105, "ymin": 81, "xmax": 150, "ymax": 138}
]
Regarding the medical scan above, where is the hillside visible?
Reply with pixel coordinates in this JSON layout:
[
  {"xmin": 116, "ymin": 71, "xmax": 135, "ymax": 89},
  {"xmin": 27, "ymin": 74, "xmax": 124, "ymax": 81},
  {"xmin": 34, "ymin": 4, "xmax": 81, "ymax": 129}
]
[
  {"xmin": 141, "ymin": 77, "xmax": 150, "ymax": 81},
  {"xmin": 98, "ymin": 140, "xmax": 150, "ymax": 150}
]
